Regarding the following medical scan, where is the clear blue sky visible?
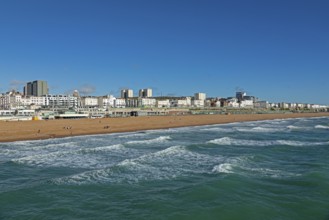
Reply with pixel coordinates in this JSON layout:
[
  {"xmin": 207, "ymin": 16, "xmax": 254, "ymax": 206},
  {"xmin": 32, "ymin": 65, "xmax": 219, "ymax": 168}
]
[{"xmin": 0, "ymin": 0, "xmax": 328, "ymax": 104}]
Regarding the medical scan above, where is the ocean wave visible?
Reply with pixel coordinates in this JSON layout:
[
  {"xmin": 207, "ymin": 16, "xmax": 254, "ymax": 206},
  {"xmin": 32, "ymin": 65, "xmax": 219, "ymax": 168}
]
[
  {"xmin": 126, "ymin": 136, "xmax": 171, "ymax": 145},
  {"xmin": 235, "ymin": 126, "xmax": 284, "ymax": 133},
  {"xmin": 11, "ymin": 150, "xmax": 75, "ymax": 167},
  {"xmin": 207, "ymin": 137, "xmax": 329, "ymax": 147},
  {"xmin": 287, "ymin": 125, "xmax": 307, "ymax": 130},
  {"xmin": 10, "ymin": 144, "xmax": 133, "ymax": 168},
  {"xmin": 28, "ymin": 142, "xmax": 78, "ymax": 151},
  {"xmin": 52, "ymin": 145, "xmax": 224, "ymax": 185},
  {"xmin": 212, "ymin": 163, "xmax": 233, "ymax": 174},
  {"xmin": 80, "ymin": 144, "xmax": 124, "ymax": 153},
  {"xmin": 211, "ymin": 156, "xmax": 301, "ymax": 178},
  {"xmin": 315, "ymin": 125, "xmax": 329, "ymax": 129},
  {"xmin": 200, "ymin": 127, "xmax": 233, "ymax": 132},
  {"xmin": 118, "ymin": 132, "xmax": 149, "ymax": 138},
  {"xmin": 0, "ymin": 148, "xmax": 20, "ymax": 156},
  {"xmin": 245, "ymin": 167, "xmax": 301, "ymax": 178}
]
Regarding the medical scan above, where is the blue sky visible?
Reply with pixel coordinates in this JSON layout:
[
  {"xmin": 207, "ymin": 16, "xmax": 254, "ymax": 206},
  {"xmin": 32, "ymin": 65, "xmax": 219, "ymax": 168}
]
[{"xmin": 0, "ymin": 0, "xmax": 328, "ymax": 104}]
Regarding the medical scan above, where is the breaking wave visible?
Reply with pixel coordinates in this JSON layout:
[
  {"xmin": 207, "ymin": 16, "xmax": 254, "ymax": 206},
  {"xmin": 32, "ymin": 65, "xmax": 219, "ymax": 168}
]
[
  {"xmin": 10, "ymin": 144, "xmax": 138, "ymax": 169},
  {"xmin": 287, "ymin": 125, "xmax": 307, "ymax": 130},
  {"xmin": 200, "ymin": 127, "xmax": 233, "ymax": 132},
  {"xmin": 212, "ymin": 163, "xmax": 233, "ymax": 174},
  {"xmin": 207, "ymin": 137, "xmax": 329, "ymax": 147},
  {"xmin": 52, "ymin": 145, "xmax": 224, "ymax": 185},
  {"xmin": 235, "ymin": 126, "xmax": 284, "ymax": 133},
  {"xmin": 80, "ymin": 144, "xmax": 124, "ymax": 153},
  {"xmin": 211, "ymin": 156, "xmax": 301, "ymax": 178},
  {"xmin": 126, "ymin": 136, "xmax": 171, "ymax": 145},
  {"xmin": 315, "ymin": 125, "xmax": 329, "ymax": 129}
]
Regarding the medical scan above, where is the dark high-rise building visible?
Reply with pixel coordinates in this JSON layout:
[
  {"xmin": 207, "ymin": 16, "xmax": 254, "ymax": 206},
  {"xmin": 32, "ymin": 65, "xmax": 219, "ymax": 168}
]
[{"xmin": 24, "ymin": 80, "xmax": 48, "ymax": 96}]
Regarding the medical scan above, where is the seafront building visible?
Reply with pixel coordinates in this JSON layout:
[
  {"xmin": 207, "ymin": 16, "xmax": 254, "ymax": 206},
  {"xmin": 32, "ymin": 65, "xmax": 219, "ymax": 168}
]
[
  {"xmin": 121, "ymin": 89, "xmax": 134, "ymax": 99},
  {"xmin": 24, "ymin": 80, "xmax": 48, "ymax": 96},
  {"xmin": 139, "ymin": 88, "xmax": 152, "ymax": 98},
  {"xmin": 45, "ymin": 95, "xmax": 79, "ymax": 108},
  {"xmin": 0, "ymin": 80, "xmax": 328, "ymax": 120},
  {"xmin": 194, "ymin": 93, "xmax": 206, "ymax": 101}
]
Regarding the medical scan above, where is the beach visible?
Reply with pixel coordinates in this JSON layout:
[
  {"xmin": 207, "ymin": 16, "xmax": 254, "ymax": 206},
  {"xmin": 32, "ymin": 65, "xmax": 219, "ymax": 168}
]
[{"xmin": 0, "ymin": 112, "xmax": 328, "ymax": 142}]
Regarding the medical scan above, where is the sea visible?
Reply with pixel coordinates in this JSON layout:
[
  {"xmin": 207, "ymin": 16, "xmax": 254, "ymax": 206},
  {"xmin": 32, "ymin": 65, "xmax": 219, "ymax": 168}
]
[{"xmin": 1, "ymin": 117, "xmax": 329, "ymax": 220}]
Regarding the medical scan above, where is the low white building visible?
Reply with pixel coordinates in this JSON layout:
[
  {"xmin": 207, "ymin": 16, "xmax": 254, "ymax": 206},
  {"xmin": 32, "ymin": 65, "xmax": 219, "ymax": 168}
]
[
  {"xmin": 254, "ymin": 101, "xmax": 269, "ymax": 109},
  {"xmin": 17, "ymin": 110, "xmax": 35, "ymax": 116},
  {"xmin": 192, "ymin": 99, "xmax": 205, "ymax": 108},
  {"xmin": 114, "ymin": 98, "xmax": 126, "ymax": 108},
  {"xmin": 81, "ymin": 96, "xmax": 98, "ymax": 107},
  {"xmin": 240, "ymin": 100, "xmax": 254, "ymax": 108},
  {"xmin": 170, "ymin": 97, "xmax": 191, "ymax": 108},
  {"xmin": 0, "ymin": 110, "xmax": 15, "ymax": 116},
  {"xmin": 288, "ymin": 103, "xmax": 297, "ymax": 109},
  {"xmin": 279, "ymin": 102, "xmax": 289, "ymax": 109},
  {"xmin": 99, "ymin": 95, "xmax": 116, "ymax": 109},
  {"xmin": 269, "ymin": 103, "xmax": 279, "ymax": 108},
  {"xmin": 44, "ymin": 95, "xmax": 78, "ymax": 108},
  {"xmin": 214, "ymin": 100, "xmax": 222, "ymax": 107},
  {"xmin": 311, "ymin": 104, "xmax": 327, "ymax": 109},
  {"xmin": 140, "ymin": 98, "xmax": 156, "ymax": 107},
  {"xmin": 0, "ymin": 92, "xmax": 24, "ymax": 109},
  {"xmin": 227, "ymin": 98, "xmax": 239, "ymax": 108},
  {"xmin": 297, "ymin": 103, "xmax": 305, "ymax": 109},
  {"xmin": 157, "ymin": 100, "xmax": 170, "ymax": 108}
]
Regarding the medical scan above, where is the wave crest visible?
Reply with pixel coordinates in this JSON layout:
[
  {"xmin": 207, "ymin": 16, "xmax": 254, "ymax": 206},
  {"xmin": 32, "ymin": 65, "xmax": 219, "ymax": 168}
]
[
  {"xmin": 315, "ymin": 125, "xmax": 329, "ymax": 129},
  {"xmin": 207, "ymin": 137, "xmax": 329, "ymax": 147},
  {"xmin": 126, "ymin": 136, "xmax": 171, "ymax": 145}
]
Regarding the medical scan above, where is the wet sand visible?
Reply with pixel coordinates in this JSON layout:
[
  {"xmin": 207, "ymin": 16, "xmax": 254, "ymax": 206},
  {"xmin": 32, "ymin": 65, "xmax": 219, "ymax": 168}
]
[{"xmin": 0, "ymin": 112, "xmax": 328, "ymax": 142}]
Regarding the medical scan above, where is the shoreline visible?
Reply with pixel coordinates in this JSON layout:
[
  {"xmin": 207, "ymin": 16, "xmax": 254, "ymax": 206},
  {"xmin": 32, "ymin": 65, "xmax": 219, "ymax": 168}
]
[{"xmin": 0, "ymin": 112, "xmax": 328, "ymax": 143}]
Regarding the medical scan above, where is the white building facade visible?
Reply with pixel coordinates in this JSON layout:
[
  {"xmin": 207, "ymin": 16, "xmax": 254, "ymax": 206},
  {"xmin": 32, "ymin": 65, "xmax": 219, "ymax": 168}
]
[
  {"xmin": 81, "ymin": 96, "xmax": 98, "ymax": 107},
  {"xmin": 170, "ymin": 97, "xmax": 192, "ymax": 108},
  {"xmin": 44, "ymin": 95, "xmax": 78, "ymax": 108},
  {"xmin": 192, "ymin": 99, "xmax": 205, "ymax": 107},
  {"xmin": 139, "ymin": 89, "xmax": 152, "ymax": 98},
  {"xmin": 194, "ymin": 93, "xmax": 206, "ymax": 101},
  {"xmin": 140, "ymin": 98, "xmax": 156, "ymax": 107},
  {"xmin": 157, "ymin": 100, "xmax": 170, "ymax": 108},
  {"xmin": 121, "ymin": 89, "xmax": 134, "ymax": 99},
  {"xmin": 114, "ymin": 98, "xmax": 126, "ymax": 108}
]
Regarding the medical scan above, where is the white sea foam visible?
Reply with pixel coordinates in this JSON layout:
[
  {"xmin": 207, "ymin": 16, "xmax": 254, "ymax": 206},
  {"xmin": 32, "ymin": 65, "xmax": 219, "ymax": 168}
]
[
  {"xmin": 211, "ymin": 155, "xmax": 301, "ymax": 178},
  {"xmin": 315, "ymin": 125, "xmax": 329, "ymax": 129},
  {"xmin": 201, "ymin": 127, "xmax": 233, "ymax": 132},
  {"xmin": 236, "ymin": 126, "xmax": 283, "ymax": 133},
  {"xmin": 126, "ymin": 136, "xmax": 171, "ymax": 145},
  {"xmin": 11, "ymin": 150, "xmax": 74, "ymax": 167},
  {"xmin": 10, "ymin": 143, "xmax": 136, "ymax": 169},
  {"xmin": 118, "ymin": 132, "xmax": 148, "ymax": 138},
  {"xmin": 52, "ymin": 145, "xmax": 225, "ymax": 185},
  {"xmin": 28, "ymin": 142, "xmax": 78, "ymax": 151},
  {"xmin": 80, "ymin": 144, "xmax": 124, "ymax": 153},
  {"xmin": 212, "ymin": 163, "xmax": 233, "ymax": 173},
  {"xmin": 287, "ymin": 125, "xmax": 305, "ymax": 130},
  {"xmin": 207, "ymin": 137, "xmax": 329, "ymax": 147}
]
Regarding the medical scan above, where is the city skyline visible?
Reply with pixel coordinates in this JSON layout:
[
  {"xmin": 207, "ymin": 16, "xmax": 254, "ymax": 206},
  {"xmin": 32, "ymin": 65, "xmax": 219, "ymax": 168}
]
[{"xmin": 0, "ymin": 0, "xmax": 328, "ymax": 104}]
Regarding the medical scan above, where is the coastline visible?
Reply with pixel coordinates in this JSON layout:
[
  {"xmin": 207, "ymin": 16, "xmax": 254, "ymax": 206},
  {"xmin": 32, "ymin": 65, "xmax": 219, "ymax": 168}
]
[{"xmin": 0, "ymin": 112, "xmax": 328, "ymax": 143}]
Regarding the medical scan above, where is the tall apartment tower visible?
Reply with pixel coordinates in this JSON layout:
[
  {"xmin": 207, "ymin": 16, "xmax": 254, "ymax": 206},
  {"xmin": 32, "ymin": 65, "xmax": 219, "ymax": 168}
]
[
  {"xmin": 194, "ymin": 92, "xmax": 206, "ymax": 100},
  {"xmin": 139, "ymin": 88, "xmax": 152, "ymax": 98},
  {"xmin": 24, "ymin": 80, "xmax": 49, "ymax": 96},
  {"xmin": 121, "ymin": 89, "xmax": 134, "ymax": 99}
]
